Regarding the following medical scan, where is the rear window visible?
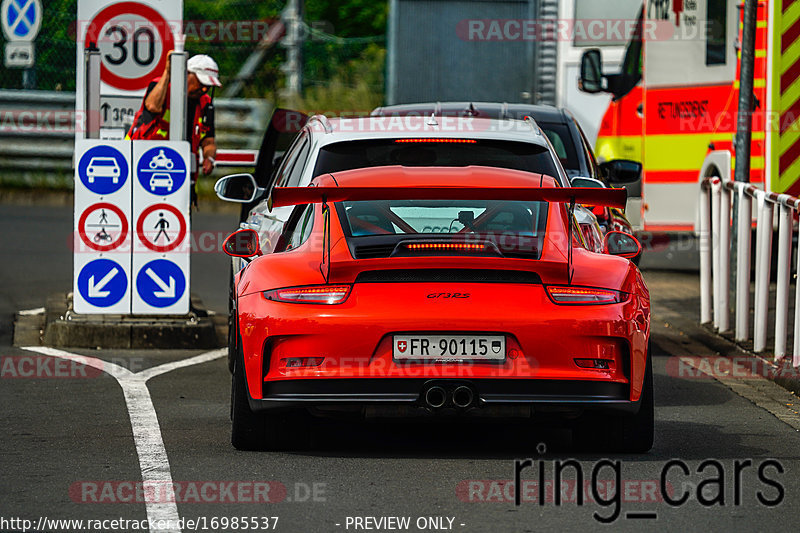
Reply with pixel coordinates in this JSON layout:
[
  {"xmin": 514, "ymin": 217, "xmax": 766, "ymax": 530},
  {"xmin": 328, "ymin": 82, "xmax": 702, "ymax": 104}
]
[
  {"xmin": 538, "ymin": 122, "xmax": 581, "ymax": 177},
  {"xmin": 337, "ymin": 199, "xmax": 549, "ymax": 260},
  {"xmin": 314, "ymin": 139, "xmax": 559, "ymax": 179}
]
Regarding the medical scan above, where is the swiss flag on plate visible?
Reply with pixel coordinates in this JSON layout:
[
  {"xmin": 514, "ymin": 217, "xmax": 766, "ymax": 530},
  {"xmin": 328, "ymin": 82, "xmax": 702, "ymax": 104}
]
[{"xmin": 397, "ymin": 341, "xmax": 407, "ymax": 353}]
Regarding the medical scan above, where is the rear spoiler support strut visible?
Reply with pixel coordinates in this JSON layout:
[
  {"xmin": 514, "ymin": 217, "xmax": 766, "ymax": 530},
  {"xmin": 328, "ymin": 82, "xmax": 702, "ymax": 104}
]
[
  {"xmin": 568, "ymin": 197, "xmax": 575, "ymax": 285},
  {"xmin": 320, "ymin": 194, "xmax": 331, "ymax": 282}
]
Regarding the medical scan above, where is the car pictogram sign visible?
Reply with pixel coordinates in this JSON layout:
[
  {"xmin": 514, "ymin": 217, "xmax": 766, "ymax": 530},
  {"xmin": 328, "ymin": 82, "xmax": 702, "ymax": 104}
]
[
  {"xmin": 136, "ymin": 146, "xmax": 187, "ymax": 196},
  {"xmin": 77, "ymin": 145, "xmax": 129, "ymax": 195}
]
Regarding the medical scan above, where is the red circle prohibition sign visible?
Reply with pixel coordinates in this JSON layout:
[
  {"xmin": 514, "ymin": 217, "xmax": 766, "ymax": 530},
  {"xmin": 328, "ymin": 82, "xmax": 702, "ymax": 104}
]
[
  {"xmin": 137, "ymin": 203, "xmax": 187, "ymax": 253},
  {"xmin": 84, "ymin": 2, "xmax": 175, "ymax": 91},
  {"xmin": 78, "ymin": 202, "xmax": 129, "ymax": 252}
]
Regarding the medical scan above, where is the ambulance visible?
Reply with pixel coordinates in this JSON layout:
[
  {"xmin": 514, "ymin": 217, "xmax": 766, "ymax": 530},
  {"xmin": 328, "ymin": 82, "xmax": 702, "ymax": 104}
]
[{"xmin": 578, "ymin": 0, "xmax": 797, "ymax": 232}]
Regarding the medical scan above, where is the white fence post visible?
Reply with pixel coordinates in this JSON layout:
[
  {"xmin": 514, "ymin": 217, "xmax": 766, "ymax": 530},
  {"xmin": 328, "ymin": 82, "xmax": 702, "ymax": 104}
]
[
  {"xmin": 775, "ymin": 199, "xmax": 793, "ymax": 360},
  {"xmin": 711, "ymin": 181, "xmax": 722, "ymax": 329},
  {"xmin": 735, "ymin": 186, "xmax": 753, "ymax": 342},
  {"xmin": 795, "ymin": 229, "xmax": 800, "ymax": 367},
  {"xmin": 699, "ymin": 180, "xmax": 713, "ymax": 324},
  {"xmin": 753, "ymin": 191, "xmax": 773, "ymax": 353},
  {"xmin": 718, "ymin": 184, "xmax": 732, "ymax": 332}
]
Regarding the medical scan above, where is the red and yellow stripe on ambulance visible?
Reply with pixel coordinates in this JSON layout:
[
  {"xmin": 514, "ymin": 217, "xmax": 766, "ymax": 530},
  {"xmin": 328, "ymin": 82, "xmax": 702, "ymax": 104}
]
[{"xmin": 769, "ymin": 0, "xmax": 800, "ymax": 196}]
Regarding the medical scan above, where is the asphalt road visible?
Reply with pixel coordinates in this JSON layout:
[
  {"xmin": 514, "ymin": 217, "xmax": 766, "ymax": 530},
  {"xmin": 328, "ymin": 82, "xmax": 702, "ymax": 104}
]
[{"xmin": 1, "ymin": 202, "xmax": 799, "ymax": 533}]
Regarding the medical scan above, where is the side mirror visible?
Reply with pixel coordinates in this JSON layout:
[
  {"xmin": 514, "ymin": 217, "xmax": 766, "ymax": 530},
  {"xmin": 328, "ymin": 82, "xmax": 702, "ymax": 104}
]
[
  {"xmin": 599, "ymin": 159, "xmax": 642, "ymax": 184},
  {"xmin": 214, "ymin": 174, "xmax": 265, "ymax": 203},
  {"xmin": 570, "ymin": 176, "xmax": 605, "ymax": 188},
  {"xmin": 603, "ymin": 231, "xmax": 642, "ymax": 260},
  {"xmin": 579, "ymin": 49, "xmax": 604, "ymax": 94},
  {"xmin": 223, "ymin": 229, "xmax": 262, "ymax": 258}
]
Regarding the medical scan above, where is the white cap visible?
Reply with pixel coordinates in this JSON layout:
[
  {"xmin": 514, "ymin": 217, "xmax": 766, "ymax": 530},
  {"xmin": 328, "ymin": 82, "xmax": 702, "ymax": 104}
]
[{"xmin": 187, "ymin": 54, "xmax": 222, "ymax": 87}]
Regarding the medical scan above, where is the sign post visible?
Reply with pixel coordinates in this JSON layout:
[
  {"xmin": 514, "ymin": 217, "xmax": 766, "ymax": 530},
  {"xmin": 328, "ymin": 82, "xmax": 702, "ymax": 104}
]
[
  {"xmin": 74, "ymin": 0, "xmax": 187, "ymax": 316},
  {"xmin": 2, "ymin": 0, "xmax": 42, "ymax": 81},
  {"xmin": 132, "ymin": 141, "xmax": 191, "ymax": 314},
  {"xmin": 73, "ymin": 140, "xmax": 133, "ymax": 314},
  {"xmin": 76, "ymin": 0, "xmax": 183, "ymax": 139}
]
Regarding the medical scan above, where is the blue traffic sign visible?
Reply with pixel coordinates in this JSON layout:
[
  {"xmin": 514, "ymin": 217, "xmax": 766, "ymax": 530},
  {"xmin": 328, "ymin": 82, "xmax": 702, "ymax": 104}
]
[
  {"xmin": 77, "ymin": 258, "xmax": 127, "ymax": 308},
  {"xmin": 136, "ymin": 259, "xmax": 186, "ymax": 308},
  {"xmin": 1, "ymin": 0, "xmax": 42, "ymax": 41},
  {"xmin": 77, "ymin": 145, "xmax": 128, "ymax": 195},
  {"xmin": 137, "ymin": 146, "xmax": 187, "ymax": 196}
]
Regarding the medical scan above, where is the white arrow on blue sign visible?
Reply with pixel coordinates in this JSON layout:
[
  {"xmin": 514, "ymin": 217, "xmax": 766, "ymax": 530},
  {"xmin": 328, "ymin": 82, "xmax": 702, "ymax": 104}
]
[
  {"xmin": 136, "ymin": 259, "xmax": 186, "ymax": 308},
  {"xmin": 1, "ymin": 0, "xmax": 42, "ymax": 42},
  {"xmin": 77, "ymin": 258, "xmax": 128, "ymax": 308}
]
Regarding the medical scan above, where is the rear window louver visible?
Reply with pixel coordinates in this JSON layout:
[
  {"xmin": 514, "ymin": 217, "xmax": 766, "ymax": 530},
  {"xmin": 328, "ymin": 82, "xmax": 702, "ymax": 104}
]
[
  {"xmin": 352, "ymin": 243, "xmax": 398, "ymax": 259},
  {"xmin": 355, "ymin": 269, "xmax": 542, "ymax": 284}
]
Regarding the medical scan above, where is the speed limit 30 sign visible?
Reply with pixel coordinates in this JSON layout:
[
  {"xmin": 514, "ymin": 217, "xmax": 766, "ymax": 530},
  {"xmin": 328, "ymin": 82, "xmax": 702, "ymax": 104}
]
[{"xmin": 76, "ymin": 0, "xmax": 182, "ymax": 96}]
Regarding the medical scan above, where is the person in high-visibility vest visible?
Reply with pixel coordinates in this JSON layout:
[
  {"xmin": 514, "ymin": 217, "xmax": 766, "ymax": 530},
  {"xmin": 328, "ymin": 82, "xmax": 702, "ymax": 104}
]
[{"xmin": 127, "ymin": 53, "xmax": 221, "ymax": 206}]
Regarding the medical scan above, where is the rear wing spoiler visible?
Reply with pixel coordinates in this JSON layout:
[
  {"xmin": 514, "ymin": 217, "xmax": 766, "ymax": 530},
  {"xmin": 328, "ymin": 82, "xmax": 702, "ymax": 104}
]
[
  {"xmin": 270, "ymin": 186, "xmax": 627, "ymax": 209},
  {"xmin": 271, "ymin": 185, "xmax": 627, "ymax": 286}
]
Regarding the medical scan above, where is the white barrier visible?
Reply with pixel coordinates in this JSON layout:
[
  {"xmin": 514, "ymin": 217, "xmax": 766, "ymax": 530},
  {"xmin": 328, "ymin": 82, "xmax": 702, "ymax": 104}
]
[{"xmin": 700, "ymin": 177, "xmax": 800, "ymax": 366}]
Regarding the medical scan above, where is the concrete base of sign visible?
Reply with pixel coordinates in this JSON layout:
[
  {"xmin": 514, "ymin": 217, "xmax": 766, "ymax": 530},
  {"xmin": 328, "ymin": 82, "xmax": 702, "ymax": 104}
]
[{"xmin": 13, "ymin": 292, "xmax": 225, "ymax": 349}]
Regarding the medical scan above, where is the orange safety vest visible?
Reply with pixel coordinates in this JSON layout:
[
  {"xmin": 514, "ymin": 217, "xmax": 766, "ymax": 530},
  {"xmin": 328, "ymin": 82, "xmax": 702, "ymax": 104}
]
[{"xmin": 126, "ymin": 77, "xmax": 213, "ymax": 174}]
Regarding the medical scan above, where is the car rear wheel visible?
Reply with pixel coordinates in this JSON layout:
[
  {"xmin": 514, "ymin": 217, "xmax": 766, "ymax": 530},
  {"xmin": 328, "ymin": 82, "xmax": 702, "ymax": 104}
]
[
  {"xmin": 574, "ymin": 346, "xmax": 654, "ymax": 453},
  {"xmin": 231, "ymin": 352, "xmax": 267, "ymax": 451},
  {"xmin": 227, "ymin": 264, "xmax": 237, "ymax": 374},
  {"xmin": 231, "ymin": 343, "xmax": 312, "ymax": 451}
]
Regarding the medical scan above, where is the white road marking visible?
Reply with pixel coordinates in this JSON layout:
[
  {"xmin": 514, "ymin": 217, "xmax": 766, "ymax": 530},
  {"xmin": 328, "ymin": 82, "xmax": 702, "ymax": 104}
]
[
  {"xmin": 23, "ymin": 346, "xmax": 226, "ymax": 533},
  {"xmin": 18, "ymin": 307, "xmax": 45, "ymax": 316},
  {"xmin": 138, "ymin": 349, "xmax": 226, "ymax": 381}
]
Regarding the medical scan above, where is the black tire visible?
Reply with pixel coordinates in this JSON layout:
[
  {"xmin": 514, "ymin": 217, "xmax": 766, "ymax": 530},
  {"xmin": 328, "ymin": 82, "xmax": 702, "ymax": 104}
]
[
  {"xmin": 231, "ymin": 343, "xmax": 312, "ymax": 451},
  {"xmin": 574, "ymin": 348, "xmax": 654, "ymax": 453},
  {"xmin": 231, "ymin": 353, "xmax": 267, "ymax": 451},
  {"xmin": 227, "ymin": 264, "xmax": 237, "ymax": 374}
]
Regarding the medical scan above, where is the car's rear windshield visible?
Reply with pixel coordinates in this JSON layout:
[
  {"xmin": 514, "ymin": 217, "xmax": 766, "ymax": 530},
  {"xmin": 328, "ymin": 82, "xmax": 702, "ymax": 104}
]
[
  {"xmin": 337, "ymin": 199, "xmax": 549, "ymax": 260},
  {"xmin": 538, "ymin": 122, "xmax": 580, "ymax": 177},
  {"xmin": 314, "ymin": 139, "xmax": 559, "ymax": 179}
]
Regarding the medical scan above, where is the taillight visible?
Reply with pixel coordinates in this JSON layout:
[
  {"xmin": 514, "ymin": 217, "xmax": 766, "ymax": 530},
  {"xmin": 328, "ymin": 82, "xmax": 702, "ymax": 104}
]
[
  {"xmin": 394, "ymin": 138, "xmax": 477, "ymax": 144},
  {"xmin": 406, "ymin": 243, "xmax": 486, "ymax": 251},
  {"xmin": 263, "ymin": 285, "xmax": 351, "ymax": 304},
  {"xmin": 546, "ymin": 286, "xmax": 624, "ymax": 305}
]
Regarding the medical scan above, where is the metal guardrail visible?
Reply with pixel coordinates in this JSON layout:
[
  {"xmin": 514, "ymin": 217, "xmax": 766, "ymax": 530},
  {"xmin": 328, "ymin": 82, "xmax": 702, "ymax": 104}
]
[
  {"xmin": 699, "ymin": 177, "xmax": 800, "ymax": 366},
  {"xmin": 0, "ymin": 90, "xmax": 269, "ymax": 182}
]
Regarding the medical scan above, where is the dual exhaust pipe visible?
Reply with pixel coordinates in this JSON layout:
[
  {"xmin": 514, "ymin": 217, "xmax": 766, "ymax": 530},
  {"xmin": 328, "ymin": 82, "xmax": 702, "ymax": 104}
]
[{"xmin": 424, "ymin": 384, "xmax": 475, "ymax": 409}]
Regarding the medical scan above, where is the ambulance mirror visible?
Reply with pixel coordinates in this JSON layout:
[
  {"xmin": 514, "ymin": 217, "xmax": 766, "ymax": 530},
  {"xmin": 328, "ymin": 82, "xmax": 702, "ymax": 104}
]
[
  {"xmin": 601, "ymin": 160, "xmax": 642, "ymax": 184},
  {"xmin": 580, "ymin": 49, "xmax": 604, "ymax": 94}
]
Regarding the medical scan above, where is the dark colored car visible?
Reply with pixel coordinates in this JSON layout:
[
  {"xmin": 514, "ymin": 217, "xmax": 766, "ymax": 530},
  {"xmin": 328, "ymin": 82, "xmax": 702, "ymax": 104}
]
[{"xmin": 372, "ymin": 102, "xmax": 642, "ymax": 238}]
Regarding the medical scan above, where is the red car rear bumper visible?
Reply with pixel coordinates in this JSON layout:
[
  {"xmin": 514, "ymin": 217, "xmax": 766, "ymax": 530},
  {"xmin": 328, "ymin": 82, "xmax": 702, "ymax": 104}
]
[{"xmin": 236, "ymin": 281, "xmax": 649, "ymax": 415}]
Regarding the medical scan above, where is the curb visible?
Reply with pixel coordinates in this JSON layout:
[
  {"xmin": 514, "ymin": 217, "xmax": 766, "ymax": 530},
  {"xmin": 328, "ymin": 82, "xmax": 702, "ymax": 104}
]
[{"xmin": 14, "ymin": 292, "xmax": 226, "ymax": 350}]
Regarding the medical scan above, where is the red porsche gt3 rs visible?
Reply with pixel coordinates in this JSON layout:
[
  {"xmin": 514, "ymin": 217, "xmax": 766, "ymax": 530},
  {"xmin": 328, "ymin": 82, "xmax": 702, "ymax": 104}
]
[{"xmin": 218, "ymin": 166, "xmax": 652, "ymax": 452}]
